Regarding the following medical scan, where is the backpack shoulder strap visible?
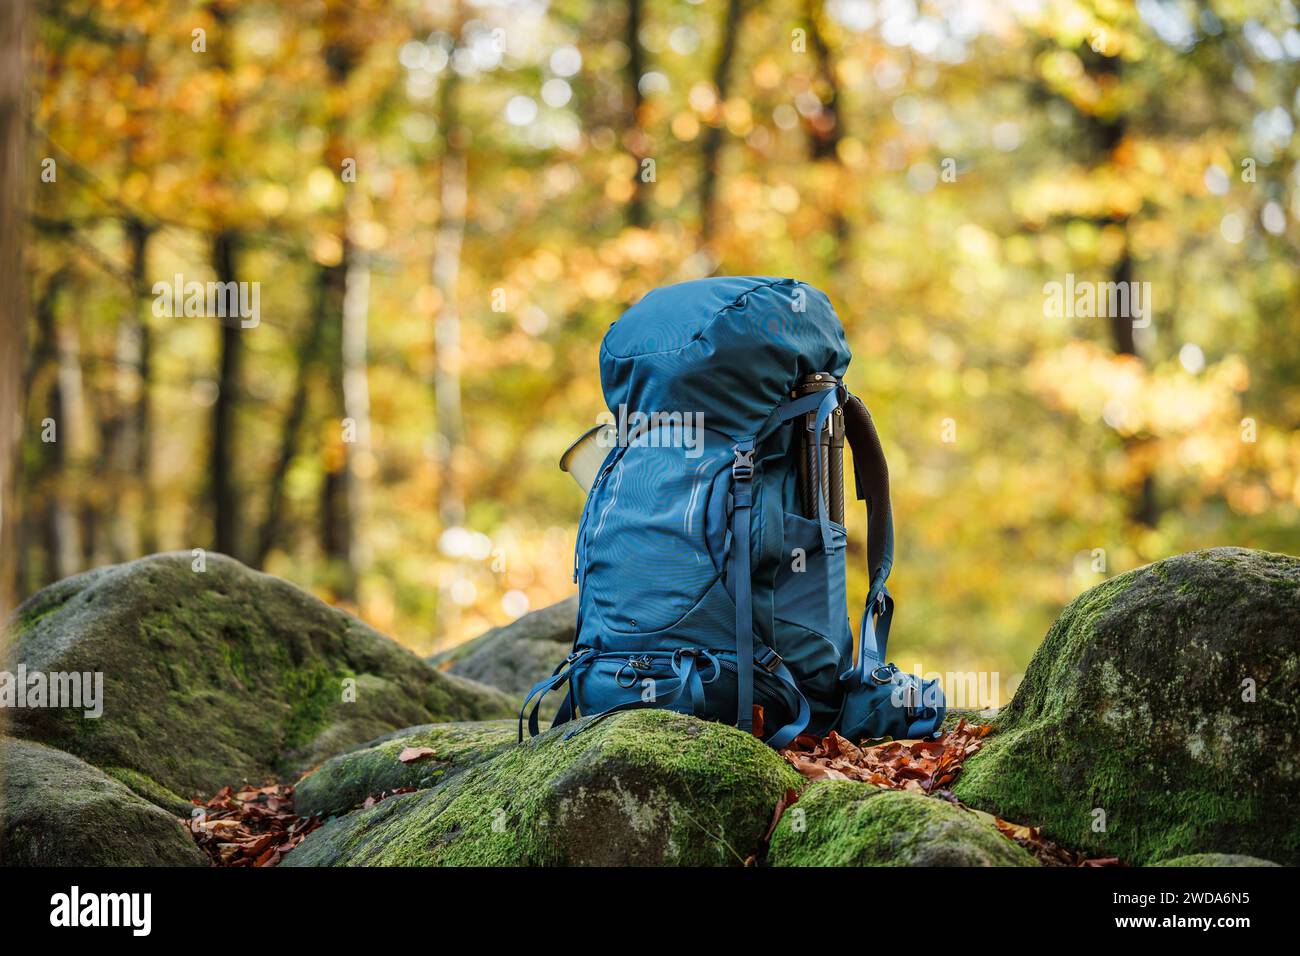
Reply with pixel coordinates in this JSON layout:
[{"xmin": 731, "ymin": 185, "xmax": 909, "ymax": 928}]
[{"xmin": 841, "ymin": 391, "xmax": 896, "ymax": 682}]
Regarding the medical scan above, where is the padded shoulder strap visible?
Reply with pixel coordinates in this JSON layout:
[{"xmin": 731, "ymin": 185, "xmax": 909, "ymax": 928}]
[
  {"xmin": 841, "ymin": 392, "xmax": 893, "ymax": 587},
  {"xmin": 842, "ymin": 392, "xmax": 896, "ymax": 683}
]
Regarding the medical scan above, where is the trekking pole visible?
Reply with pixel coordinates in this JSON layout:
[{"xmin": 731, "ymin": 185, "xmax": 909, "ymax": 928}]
[{"xmin": 793, "ymin": 373, "xmax": 845, "ymax": 524}]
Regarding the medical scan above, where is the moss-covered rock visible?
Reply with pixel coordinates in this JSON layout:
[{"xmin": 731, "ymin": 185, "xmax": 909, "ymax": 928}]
[
  {"xmin": 0, "ymin": 737, "xmax": 207, "ymax": 867},
  {"xmin": 102, "ymin": 767, "xmax": 195, "ymax": 817},
  {"xmin": 768, "ymin": 782, "xmax": 1037, "ymax": 867},
  {"xmin": 7, "ymin": 552, "xmax": 513, "ymax": 798},
  {"xmin": 429, "ymin": 595, "xmax": 575, "ymax": 701},
  {"xmin": 1152, "ymin": 853, "xmax": 1279, "ymax": 867},
  {"xmin": 283, "ymin": 710, "xmax": 801, "ymax": 866},
  {"xmin": 294, "ymin": 720, "xmax": 520, "ymax": 818},
  {"xmin": 953, "ymin": 547, "xmax": 1300, "ymax": 865}
]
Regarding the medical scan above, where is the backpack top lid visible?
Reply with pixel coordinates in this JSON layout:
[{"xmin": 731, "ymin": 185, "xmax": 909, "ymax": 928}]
[{"xmin": 600, "ymin": 276, "xmax": 851, "ymax": 441}]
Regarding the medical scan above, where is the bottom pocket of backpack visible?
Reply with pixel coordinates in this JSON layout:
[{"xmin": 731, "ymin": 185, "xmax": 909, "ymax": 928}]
[{"xmin": 571, "ymin": 649, "xmax": 798, "ymax": 734}]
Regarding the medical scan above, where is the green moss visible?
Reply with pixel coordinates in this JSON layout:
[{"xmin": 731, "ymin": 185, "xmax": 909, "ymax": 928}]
[
  {"xmin": 294, "ymin": 719, "xmax": 520, "ymax": 818},
  {"xmin": 953, "ymin": 548, "xmax": 1300, "ymax": 865},
  {"xmin": 281, "ymin": 664, "xmax": 349, "ymax": 751},
  {"xmin": 1152, "ymin": 853, "xmax": 1279, "ymax": 867},
  {"xmin": 1, "ymin": 738, "xmax": 207, "ymax": 867},
  {"xmin": 7, "ymin": 552, "xmax": 513, "ymax": 796},
  {"xmin": 285, "ymin": 711, "xmax": 803, "ymax": 867},
  {"xmin": 14, "ymin": 601, "xmax": 63, "ymax": 637},
  {"xmin": 768, "ymin": 781, "xmax": 1037, "ymax": 867},
  {"xmin": 103, "ymin": 767, "xmax": 196, "ymax": 817}
]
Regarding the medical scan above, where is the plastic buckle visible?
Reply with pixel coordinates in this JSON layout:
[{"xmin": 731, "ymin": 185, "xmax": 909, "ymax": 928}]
[
  {"xmin": 732, "ymin": 448, "xmax": 755, "ymax": 480},
  {"xmin": 755, "ymin": 646, "xmax": 783, "ymax": 673}
]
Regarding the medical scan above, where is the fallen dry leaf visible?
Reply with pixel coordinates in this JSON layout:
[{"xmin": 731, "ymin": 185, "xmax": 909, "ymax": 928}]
[
  {"xmin": 763, "ymin": 787, "xmax": 800, "ymax": 844},
  {"xmin": 398, "ymin": 746, "xmax": 438, "ymax": 763},
  {"xmin": 186, "ymin": 781, "xmax": 320, "ymax": 868},
  {"xmin": 781, "ymin": 719, "xmax": 992, "ymax": 794},
  {"xmin": 781, "ymin": 720, "xmax": 1125, "ymax": 867}
]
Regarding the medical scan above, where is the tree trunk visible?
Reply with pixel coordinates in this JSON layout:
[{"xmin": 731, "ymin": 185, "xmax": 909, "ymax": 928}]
[
  {"xmin": 804, "ymin": 0, "xmax": 850, "ymax": 267},
  {"xmin": 1084, "ymin": 48, "xmax": 1158, "ymax": 529},
  {"xmin": 314, "ymin": 8, "xmax": 363, "ymax": 596},
  {"xmin": 107, "ymin": 217, "xmax": 151, "ymax": 559},
  {"xmin": 699, "ymin": 0, "xmax": 746, "ymax": 245},
  {"xmin": 317, "ymin": 251, "xmax": 351, "ymax": 587},
  {"xmin": 210, "ymin": 229, "xmax": 242, "ymax": 557},
  {"xmin": 624, "ymin": 0, "xmax": 647, "ymax": 227},
  {"xmin": 207, "ymin": 1, "xmax": 244, "ymax": 559},
  {"xmin": 254, "ymin": 275, "xmax": 327, "ymax": 567},
  {"xmin": 341, "ymin": 247, "xmax": 373, "ymax": 581},
  {"xmin": 129, "ymin": 219, "xmax": 156, "ymax": 553},
  {"xmin": 0, "ymin": 0, "xmax": 28, "ymax": 623},
  {"xmin": 30, "ymin": 270, "xmax": 81, "ymax": 581}
]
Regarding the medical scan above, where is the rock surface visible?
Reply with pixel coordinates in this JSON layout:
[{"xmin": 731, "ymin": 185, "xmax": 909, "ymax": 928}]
[
  {"xmin": 953, "ymin": 547, "xmax": 1300, "ymax": 866},
  {"xmin": 1152, "ymin": 853, "xmax": 1279, "ymax": 867},
  {"xmin": 294, "ymin": 720, "xmax": 520, "ymax": 818},
  {"xmin": 429, "ymin": 595, "xmax": 575, "ymax": 700},
  {"xmin": 103, "ymin": 766, "xmax": 196, "ymax": 817},
  {"xmin": 284, "ymin": 710, "xmax": 801, "ymax": 866},
  {"xmin": 7, "ymin": 552, "xmax": 513, "ymax": 798},
  {"xmin": 0, "ymin": 737, "xmax": 207, "ymax": 867},
  {"xmin": 768, "ymin": 781, "xmax": 1037, "ymax": 867}
]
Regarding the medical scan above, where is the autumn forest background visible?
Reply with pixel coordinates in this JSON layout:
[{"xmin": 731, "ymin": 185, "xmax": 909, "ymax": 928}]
[{"xmin": 5, "ymin": 0, "xmax": 1299, "ymax": 702}]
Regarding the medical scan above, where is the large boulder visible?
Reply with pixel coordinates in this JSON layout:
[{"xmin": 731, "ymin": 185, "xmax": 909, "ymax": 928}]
[
  {"xmin": 294, "ymin": 720, "xmax": 520, "ymax": 818},
  {"xmin": 1153, "ymin": 854, "xmax": 1279, "ymax": 867},
  {"xmin": 6, "ymin": 552, "xmax": 513, "ymax": 798},
  {"xmin": 430, "ymin": 596, "xmax": 575, "ymax": 699},
  {"xmin": 768, "ymin": 782, "xmax": 1036, "ymax": 867},
  {"xmin": 953, "ymin": 548, "xmax": 1300, "ymax": 865},
  {"xmin": 0, "ymin": 737, "xmax": 207, "ymax": 867},
  {"xmin": 284, "ymin": 710, "xmax": 801, "ymax": 866}
]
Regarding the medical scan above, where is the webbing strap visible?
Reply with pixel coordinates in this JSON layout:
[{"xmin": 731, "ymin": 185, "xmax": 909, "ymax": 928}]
[
  {"xmin": 560, "ymin": 650, "xmax": 714, "ymax": 740},
  {"xmin": 518, "ymin": 652, "xmax": 586, "ymax": 742},
  {"xmin": 852, "ymin": 586, "xmax": 894, "ymax": 686},
  {"xmin": 732, "ymin": 440, "xmax": 756, "ymax": 733},
  {"xmin": 774, "ymin": 387, "xmax": 831, "ymax": 424},
  {"xmin": 764, "ymin": 660, "xmax": 811, "ymax": 749}
]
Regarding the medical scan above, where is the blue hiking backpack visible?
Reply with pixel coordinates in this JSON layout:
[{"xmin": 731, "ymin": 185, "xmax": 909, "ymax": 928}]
[{"xmin": 520, "ymin": 277, "xmax": 945, "ymax": 748}]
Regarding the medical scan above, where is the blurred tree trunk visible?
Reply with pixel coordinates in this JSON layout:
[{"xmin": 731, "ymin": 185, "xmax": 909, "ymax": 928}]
[
  {"xmin": 254, "ymin": 280, "xmax": 325, "ymax": 567},
  {"xmin": 699, "ymin": 0, "xmax": 747, "ymax": 245},
  {"xmin": 0, "ymin": 0, "xmax": 28, "ymax": 622},
  {"xmin": 29, "ymin": 270, "xmax": 81, "ymax": 581},
  {"xmin": 316, "ymin": 5, "xmax": 362, "ymax": 597},
  {"xmin": 804, "ymin": 0, "xmax": 850, "ymax": 268},
  {"xmin": 624, "ymin": 0, "xmax": 647, "ymax": 227},
  {"xmin": 107, "ymin": 217, "xmax": 152, "ymax": 559},
  {"xmin": 341, "ymin": 247, "xmax": 372, "ymax": 583},
  {"xmin": 318, "ymin": 258, "xmax": 351, "ymax": 584},
  {"xmin": 803, "ymin": 0, "xmax": 842, "ymax": 161},
  {"xmin": 208, "ymin": 0, "xmax": 243, "ymax": 559},
  {"xmin": 210, "ymin": 229, "xmax": 243, "ymax": 557},
  {"xmin": 1084, "ymin": 48, "xmax": 1159, "ymax": 529},
  {"xmin": 433, "ymin": 62, "xmax": 468, "ymax": 638},
  {"xmin": 54, "ymin": 296, "xmax": 90, "ymax": 574}
]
